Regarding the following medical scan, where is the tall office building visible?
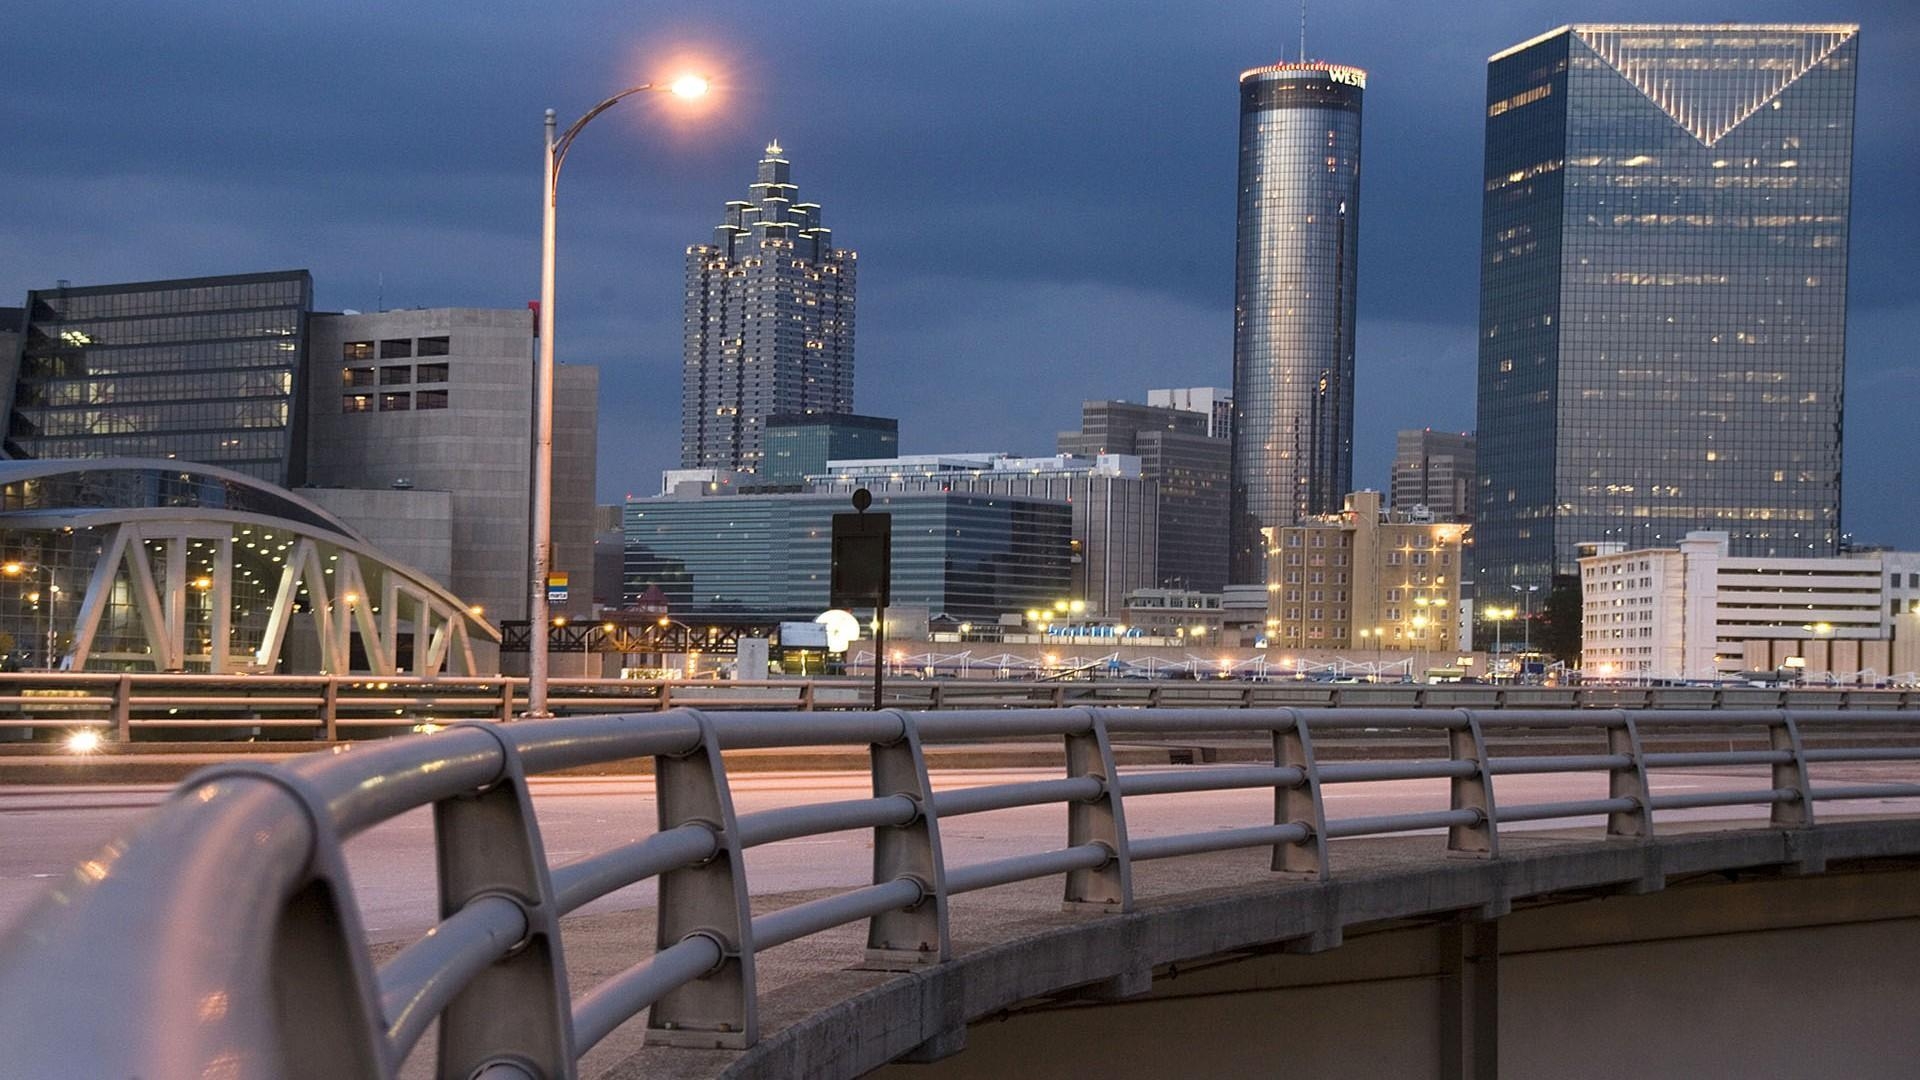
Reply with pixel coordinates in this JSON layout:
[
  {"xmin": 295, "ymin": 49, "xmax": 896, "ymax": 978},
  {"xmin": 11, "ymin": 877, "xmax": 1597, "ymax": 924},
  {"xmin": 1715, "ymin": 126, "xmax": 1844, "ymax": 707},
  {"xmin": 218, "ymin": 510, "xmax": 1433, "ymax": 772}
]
[
  {"xmin": 1148, "ymin": 387, "xmax": 1233, "ymax": 440},
  {"xmin": 1230, "ymin": 60, "xmax": 1366, "ymax": 582},
  {"xmin": 5, "ymin": 271, "xmax": 313, "ymax": 485},
  {"xmin": 1390, "ymin": 429, "xmax": 1477, "ymax": 522},
  {"xmin": 1059, "ymin": 400, "xmax": 1230, "ymax": 592},
  {"xmin": 682, "ymin": 141, "xmax": 856, "ymax": 474},
  {"xmin": 1476, "ymin": 25, "xmax": 1859, "ymax": 594}
]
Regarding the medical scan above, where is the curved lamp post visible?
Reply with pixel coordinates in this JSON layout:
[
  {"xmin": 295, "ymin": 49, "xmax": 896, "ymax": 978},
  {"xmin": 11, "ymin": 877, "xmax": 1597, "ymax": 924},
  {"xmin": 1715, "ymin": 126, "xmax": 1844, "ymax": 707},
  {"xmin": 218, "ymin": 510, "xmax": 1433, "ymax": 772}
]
[{"xmin": 529, "ymin": 74, "xmax": 707, "ymax": 717}]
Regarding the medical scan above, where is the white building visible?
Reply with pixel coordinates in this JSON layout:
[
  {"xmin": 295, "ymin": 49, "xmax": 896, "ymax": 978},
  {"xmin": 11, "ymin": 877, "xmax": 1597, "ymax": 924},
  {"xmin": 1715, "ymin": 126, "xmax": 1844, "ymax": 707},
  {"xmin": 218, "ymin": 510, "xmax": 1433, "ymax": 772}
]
[
  {"xmin": 1146, "ymin": 387, "xmax": 1233, "ymax": 440},
  {"xmin": 1580, "ymin": 531, "xmax": 1920, "ymax": 681}
]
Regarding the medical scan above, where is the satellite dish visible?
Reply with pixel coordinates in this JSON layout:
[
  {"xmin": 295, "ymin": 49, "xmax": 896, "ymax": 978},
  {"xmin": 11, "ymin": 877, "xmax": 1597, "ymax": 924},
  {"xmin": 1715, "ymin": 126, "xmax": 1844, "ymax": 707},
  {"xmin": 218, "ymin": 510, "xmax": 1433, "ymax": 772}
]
[{"xmin": 816, "ymin": 609, "xmax": 861, "ymax": 653}]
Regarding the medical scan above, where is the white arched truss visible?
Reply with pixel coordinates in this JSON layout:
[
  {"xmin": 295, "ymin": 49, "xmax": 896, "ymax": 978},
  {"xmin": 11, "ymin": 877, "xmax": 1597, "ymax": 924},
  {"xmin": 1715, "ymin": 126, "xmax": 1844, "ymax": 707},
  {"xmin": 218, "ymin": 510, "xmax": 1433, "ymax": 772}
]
[{"xmin": 40, "ymin": 513, "xmax": 493, "ymax": 676}]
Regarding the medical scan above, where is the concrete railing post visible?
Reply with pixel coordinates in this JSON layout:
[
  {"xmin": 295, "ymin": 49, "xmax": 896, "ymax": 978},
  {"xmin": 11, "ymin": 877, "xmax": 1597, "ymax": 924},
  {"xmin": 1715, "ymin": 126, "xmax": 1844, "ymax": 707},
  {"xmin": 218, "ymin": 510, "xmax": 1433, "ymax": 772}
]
[
  {"xmin": 1062, "ymin": 707, "xmax": 1132, "ymax": 912},
  {"xmin": 113, "ymin": 673, "xmax": 132, "ymax": 742},
  {"xmin": 322, "ymin": 677, "xmax": 340, "ymax": 742},
  {"xmin": 1605, "ymin": 709, "xmax": 1654, "ymax": 839},
  {"xmin": 1770, "ymin": 711, "xmax": 1816, "ymax": 828},
  {"xmin": 647, "ymin": 711, "xmax": 757, "ymax": 1048},
  {"xmin": 498, "ymin": 679, "xmax": 515, "ymax": 723},
  {"xmin": 432, "ymin": 724, "xmax": 575, "ymax": 1077},
  {"xmin": 864, "ymin": 710, "xmax": 949, "ymax": 967},
  {"xmin": 1447, "ymin": 710, "xmax": 1499, "ymax": 857},
  {"xmin": 800, "ymin": 681, "xmax": 816, "ymax": 712},
  {"xmin": 929, "ymin": 681, "xmax": 944, "ymax": 711},
  {"xmin": 659, "ymin": 681, "xmax": 673, "ymax": 713},
  {"xmin": 1273, "ymin": 707, "xmax": 1330, "ymax": 878}
]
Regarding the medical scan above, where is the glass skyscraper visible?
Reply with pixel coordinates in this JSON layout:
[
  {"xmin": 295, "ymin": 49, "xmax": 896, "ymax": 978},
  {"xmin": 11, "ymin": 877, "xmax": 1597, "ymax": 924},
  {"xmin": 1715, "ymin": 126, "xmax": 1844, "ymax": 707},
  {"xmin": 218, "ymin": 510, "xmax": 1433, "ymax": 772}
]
[
  {"xmin": 1476, "ymin": 25, "xmax": 1858, "ymax": 594},
  {"xmin": 6, "ymin": 271, "xmax": 313, "ymax": 485},
  {"xmin": 682, "ymin": 141, "xmax": 856, "ymax": 475},
  {"xmin": 1230, "ymin": 61, "xmax": 1365, "ymax": 583}
]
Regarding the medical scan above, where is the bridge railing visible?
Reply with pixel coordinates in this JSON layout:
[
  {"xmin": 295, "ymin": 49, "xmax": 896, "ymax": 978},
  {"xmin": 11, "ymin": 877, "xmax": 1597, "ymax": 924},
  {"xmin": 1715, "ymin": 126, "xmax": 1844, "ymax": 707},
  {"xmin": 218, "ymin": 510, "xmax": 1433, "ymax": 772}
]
[
  {"xmin": 1, "ymin": 670, "xmax": 1916, "ymax": 739},
  {"xmin": 5, "ymin": 706, "xmax": 1920, "ymax": 1078}
]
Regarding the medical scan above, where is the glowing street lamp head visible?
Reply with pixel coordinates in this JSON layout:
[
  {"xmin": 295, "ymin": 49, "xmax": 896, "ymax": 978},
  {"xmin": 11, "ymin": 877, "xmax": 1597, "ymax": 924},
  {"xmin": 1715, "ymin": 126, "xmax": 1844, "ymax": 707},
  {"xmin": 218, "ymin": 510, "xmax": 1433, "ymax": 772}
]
[
  {"xmin": 669, "ymin": 74, "xmax": 709, "ymax": 100},
  {"xmin": 1, "ymin": 562, "xmax": 21, "ymax": 576}
]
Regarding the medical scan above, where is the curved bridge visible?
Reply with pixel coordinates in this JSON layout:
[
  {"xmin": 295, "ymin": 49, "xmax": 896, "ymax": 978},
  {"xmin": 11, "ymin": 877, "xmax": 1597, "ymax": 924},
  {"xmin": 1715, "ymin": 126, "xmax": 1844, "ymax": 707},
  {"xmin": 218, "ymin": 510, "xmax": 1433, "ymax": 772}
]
[{"xmin": 2, "ymin": 706, "xmax": 1918, "ymax": 1078}]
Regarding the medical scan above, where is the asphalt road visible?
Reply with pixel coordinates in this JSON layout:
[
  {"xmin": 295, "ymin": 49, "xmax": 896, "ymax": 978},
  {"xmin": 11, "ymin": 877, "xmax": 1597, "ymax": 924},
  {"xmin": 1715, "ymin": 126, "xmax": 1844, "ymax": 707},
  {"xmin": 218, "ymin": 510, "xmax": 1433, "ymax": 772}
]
[{"xmin": 5, "ymin": 764, "xmax": 1920, "ymax": 940}]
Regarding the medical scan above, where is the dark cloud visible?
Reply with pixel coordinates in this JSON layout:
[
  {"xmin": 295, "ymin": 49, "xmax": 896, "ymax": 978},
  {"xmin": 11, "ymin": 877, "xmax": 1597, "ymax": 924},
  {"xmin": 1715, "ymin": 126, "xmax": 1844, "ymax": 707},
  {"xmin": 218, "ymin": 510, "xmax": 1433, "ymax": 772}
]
[{"xmin": 3, "ymin": 0, "xmax": 1917, "ymax": 540}]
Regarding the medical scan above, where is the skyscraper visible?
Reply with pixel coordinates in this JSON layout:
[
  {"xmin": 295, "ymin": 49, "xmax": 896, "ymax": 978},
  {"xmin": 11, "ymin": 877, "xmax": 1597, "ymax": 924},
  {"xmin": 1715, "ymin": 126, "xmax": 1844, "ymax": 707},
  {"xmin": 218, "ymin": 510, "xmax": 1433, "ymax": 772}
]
[
  {"xmin": 1230, "ymin": 60, "xmax": 1365, "ymax": 582},
  {"xmin": 1059, "ymin": 400, "xmax": 1231, "ymax": 592},
  {"xmin": 1476, "ymin": 25, "xmax": 1858, "ymax": 594},
  {"xmin": 1391, "ymin": 429, "xmax": 1477, "ymax": 522},
  {"xmin": 682, "ymin": 141, "xmax": 856, "ymax": 474}
]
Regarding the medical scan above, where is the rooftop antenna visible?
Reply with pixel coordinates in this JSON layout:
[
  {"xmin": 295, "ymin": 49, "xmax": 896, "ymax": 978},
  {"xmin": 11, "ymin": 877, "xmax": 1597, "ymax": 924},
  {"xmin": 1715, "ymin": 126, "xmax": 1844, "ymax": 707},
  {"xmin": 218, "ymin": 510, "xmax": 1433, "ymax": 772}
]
[
  {"xmin": 1299, "ymin": 0, "xmax": 1308, "ymax": 62},
  {"xmin": 376, "ymin": 271, "xmax": 384, "ymax": 313}
]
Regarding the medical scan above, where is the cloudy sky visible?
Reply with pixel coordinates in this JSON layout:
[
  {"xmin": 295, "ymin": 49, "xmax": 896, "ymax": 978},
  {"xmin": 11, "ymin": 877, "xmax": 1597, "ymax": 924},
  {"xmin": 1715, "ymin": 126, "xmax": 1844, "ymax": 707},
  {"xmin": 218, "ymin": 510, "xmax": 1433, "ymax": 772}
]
[{"xmin": 4, "ymin": 2, "xmax": 1917, "ymax": 541}]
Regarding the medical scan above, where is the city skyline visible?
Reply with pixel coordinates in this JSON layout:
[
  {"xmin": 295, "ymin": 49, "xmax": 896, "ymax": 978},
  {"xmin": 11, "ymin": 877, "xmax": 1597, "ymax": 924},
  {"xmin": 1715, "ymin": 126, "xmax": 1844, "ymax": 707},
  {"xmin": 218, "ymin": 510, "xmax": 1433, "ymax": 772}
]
[{"xmin": 4, "ymin": 1, "xmax": 1918, "ymax": 545}]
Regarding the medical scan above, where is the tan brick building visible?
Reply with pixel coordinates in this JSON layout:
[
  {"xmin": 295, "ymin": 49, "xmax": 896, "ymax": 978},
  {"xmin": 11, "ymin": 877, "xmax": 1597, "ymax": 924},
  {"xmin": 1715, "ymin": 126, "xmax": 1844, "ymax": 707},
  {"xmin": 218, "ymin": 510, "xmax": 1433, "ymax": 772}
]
[{"xmin": 1264, "ymin": 491, "xmax": 1467, "ymax": 653}]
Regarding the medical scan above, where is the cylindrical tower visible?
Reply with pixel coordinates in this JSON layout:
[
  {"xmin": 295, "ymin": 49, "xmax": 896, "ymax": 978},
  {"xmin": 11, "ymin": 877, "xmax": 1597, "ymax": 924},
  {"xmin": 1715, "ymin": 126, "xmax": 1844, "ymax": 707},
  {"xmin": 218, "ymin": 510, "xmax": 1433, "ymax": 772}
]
[{"xmin": 1229, "ymin": 61, "xmax": 1364, "ymax": 583}]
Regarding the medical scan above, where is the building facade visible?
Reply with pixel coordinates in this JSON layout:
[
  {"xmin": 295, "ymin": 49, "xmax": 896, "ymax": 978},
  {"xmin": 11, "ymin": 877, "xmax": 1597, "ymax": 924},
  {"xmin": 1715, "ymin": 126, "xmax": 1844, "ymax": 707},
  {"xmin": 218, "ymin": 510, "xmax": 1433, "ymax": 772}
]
[
  {"xmin": 1265, "ymin": 491, "xmax": 1467, "ymax": 657},
  {"xmin": 304, "ymin": 307, "xmax": 598, "ymax": 624},
  {"xmin": 1058, "ymin": 400, "xmax": 1230, "ymax": 592},
  {"xmin": 5, "ymin": 271, "xmax": 313, "ymax": 486},
  {"xmin": 1476, "ymin": 25, "xmax": 1860, "ymax": 595},
  {"xmin": 815, "ymin": 453, "xmax": 1157, "ymax": 616},
  {"xmin": 682, "ymin": 141, "xmax": 856, "ymax": 474},
  {"xmin": 623, "ymin": 488, "xmax": 1071, "ymax": 622},
  {"xmin": 1230, "ymin": 61, "xmax": 1365, "ymax": 582},
  {"xmin": 763, "ymin": 413, "xmax": 897, "ymax": 484},
  {"xmin": 1580, "ymin": 531, "xmax": 1920, "ymax": 681},
  {"xmin": 1390, "ymin": 429, "xmax": 1477, "ymax": 521},
  {"xmin": 1147, "ymin": 387, "xmax": 1233, "ymax": 440}
]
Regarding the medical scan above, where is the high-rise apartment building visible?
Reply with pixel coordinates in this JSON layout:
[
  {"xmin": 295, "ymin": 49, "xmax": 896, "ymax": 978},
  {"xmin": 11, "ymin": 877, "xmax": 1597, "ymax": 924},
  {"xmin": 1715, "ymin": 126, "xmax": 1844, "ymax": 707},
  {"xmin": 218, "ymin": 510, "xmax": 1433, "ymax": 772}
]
[
  {"xmin": 1147, "ymin": 387, "xmax": 1233, "ymax": 440},
  {"xmin": 1476, "ymin": 25, "xmax": 1859, "ymax": 594},
  {"xmin": 1059, "ymin": 400, "xmax": 1230, "ymax": 592},
  {"xmin": 5, "ymin": 271, "xmax": 313, "ymax": 485},
  {"xmin": 1390, "ymin": 429, "xmax": 1477, "ymax": 521},
  {"xmin": 1265, "ymin": 490, "xmax": 1466, "ymax": 654},
  {"xmin": 1230, "ymin": 61, "xmax": 1366, "ymax": 582},
  {"xmin": 682, "ymin": 141, "xmax": 856, "ymax": 474}
]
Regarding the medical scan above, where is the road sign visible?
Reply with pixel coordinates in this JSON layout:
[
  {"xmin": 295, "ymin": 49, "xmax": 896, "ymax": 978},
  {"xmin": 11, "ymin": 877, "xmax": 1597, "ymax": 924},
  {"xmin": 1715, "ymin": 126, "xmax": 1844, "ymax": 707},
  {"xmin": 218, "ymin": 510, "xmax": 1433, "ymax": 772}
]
[{"xmin": 546, "ymin": 572, "xmax": 569, "ymax": 603}]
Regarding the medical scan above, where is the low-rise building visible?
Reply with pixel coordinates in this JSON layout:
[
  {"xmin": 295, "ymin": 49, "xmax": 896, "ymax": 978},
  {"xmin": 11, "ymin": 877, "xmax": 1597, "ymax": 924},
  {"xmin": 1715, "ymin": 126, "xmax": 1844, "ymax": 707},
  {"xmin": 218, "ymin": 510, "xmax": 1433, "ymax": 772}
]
[
  {"xmin": 1264, "ymin": 490, "xmax": 1467, "ymax": 656},
  {"xmin": 762, "ymin": 413, "xmax": 897, "ymax": 484},
  {"xmin": 1580, "ymin": 531, "xmax": 1920, "ymax": 680}
]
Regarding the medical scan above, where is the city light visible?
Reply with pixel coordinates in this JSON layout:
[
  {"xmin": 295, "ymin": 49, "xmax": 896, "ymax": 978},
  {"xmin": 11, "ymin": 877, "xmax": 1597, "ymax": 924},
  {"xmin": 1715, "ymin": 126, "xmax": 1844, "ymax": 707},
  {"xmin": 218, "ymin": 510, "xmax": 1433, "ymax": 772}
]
[
  {"xmin": 65, "ymin": 729, "xmax": 102, "ymax": 755},
  {"xmin": 670, "ymin": 74, "xmax": 709, "ymax": 100}
]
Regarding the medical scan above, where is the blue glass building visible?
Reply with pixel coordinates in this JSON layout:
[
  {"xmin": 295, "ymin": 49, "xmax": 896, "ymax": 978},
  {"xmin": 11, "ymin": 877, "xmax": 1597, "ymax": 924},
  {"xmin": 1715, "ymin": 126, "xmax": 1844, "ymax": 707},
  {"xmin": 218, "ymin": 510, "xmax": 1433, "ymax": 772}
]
[{"xmin": 1475, "ymin": 25, "xmax": 1859, "ymax": 594}]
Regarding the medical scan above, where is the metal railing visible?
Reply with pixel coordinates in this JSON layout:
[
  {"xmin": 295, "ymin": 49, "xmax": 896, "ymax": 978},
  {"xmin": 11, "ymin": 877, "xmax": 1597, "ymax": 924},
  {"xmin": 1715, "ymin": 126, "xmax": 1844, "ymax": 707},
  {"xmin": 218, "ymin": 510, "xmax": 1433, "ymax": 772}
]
[
  {"xmin": 1, "ymin": 670, "xmax": 1916, "ymax": 740},
  {"xmin": 5, "ymin": 706, "xmax": 1920, "ymax": 1077}
]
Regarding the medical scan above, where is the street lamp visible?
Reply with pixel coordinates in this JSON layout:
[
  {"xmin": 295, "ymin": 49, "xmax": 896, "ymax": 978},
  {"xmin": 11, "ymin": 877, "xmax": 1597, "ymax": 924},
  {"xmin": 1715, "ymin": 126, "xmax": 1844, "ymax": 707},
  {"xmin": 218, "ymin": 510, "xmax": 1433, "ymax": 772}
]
[
  {"xmin": 1487, "ymin": 607, "xmax": 1513, "ymax": 679},
  {"xmin": 528, "ymin": 72, "xmax": 709, "ymax": 718},
  {"xmin": 2, "ymin": 561, "xmax": 59, "ymax": 670},
  {"xmin": 1509, "ymin": 584, "xmax": 1540, "ymax": 656}
]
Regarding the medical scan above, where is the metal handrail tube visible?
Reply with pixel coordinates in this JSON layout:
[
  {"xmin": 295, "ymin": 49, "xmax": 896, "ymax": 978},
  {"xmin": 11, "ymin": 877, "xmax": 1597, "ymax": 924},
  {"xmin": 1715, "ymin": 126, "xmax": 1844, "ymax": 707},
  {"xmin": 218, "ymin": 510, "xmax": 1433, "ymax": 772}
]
[
  {"xmin": 1475, "ymin": 711, "xmax": 1625, "ymax": 729},
  {"xmin": 751, "ymin": 877, "xmax": 926, "ymax": 951},
  {"xmin": 1647, "ymin": 788, "xmax": 1795, "ymax": 810},
  {"xmin": 550, "ymin": 824, "xmax": 720, "ymax": 915},
  {"xmin": 498, "ymin": 712, "xmax": 704, "ymax": 775},
  {"xmin": 1322, "ymin": 809, "xmax": 1483, "ymax": 838},
  {"xmin": 570, "ymin": 934, "xmax": 726, "ymax": 1053},
  {"xmin": 1809, "ymin": 783, "xmax": 1920, "ymax": 801},
  {"xmin": 379, "ymin": 894, "xmax": 529, "ymax": 1058},
  {"xmin": 0, "ymin": 774, "xmax": 320, "ymax": 1077},
  {"xmin": 1803, "ymin": 747, "xmax": 1920, "ymax": 762},
  {"xmin": 1642, "ymin": 750, "xmax": 1794, "ymax": 768},
  {"xmin": 1626, "ymin": 710, "xmax": 1784, "ymax": 726},
  {"xmin": 286, "ymin": 726, "xmax": 506, "ymax": 836},
  {"xmin": 912, "ymin": 709, "xmax": 1094, "ymax": 741},
  {"xmin": 133, "ymin": 718, "xmax": 326, "ymax": 728},
  {"xmin": 1119, "ymin": 765, "xmax": 1305, "ymax": 797},
  {"xmin": 945, "ymin": 844, "xmax": 1109, "ymax": 895},
  {"xmin": 1495, "ymin": 798, "xmax": 1640, "ymax": 823},
  {"xmin": 735, "ymin": 794, "xmax": 919, "ymax": 848},
  {"xmin": 142, "ymin": 695, "xmax": 329, "ymax": 707},
  {"xmin": 0, "ymin": 694, "xmax": 118, "ymax": 705},
  {"xmin": 709, "ymin": 712, "xmax": 905, "ymax": 749},
  {"xmin": 932, "ymin": 776, "xmax": 1105, "ymax": 817},
  {"xmin": 1129, "ymin": 823, "xmax": 1310, "ymax": 861},
  {"xmin": 1289, "ymin": 708, "xmax": 1468, "ymax": 730},
  {"xmin": 1096, "ymin": 707, "xmax": 1298, "ymax": 734},
  {"xmin": 1317, "ymin": 760, "xmax": 1481, "ymax": 783},
  {"xmin": 1489, "ymin": 754, "xmax": 1633, "ymax": 775}
]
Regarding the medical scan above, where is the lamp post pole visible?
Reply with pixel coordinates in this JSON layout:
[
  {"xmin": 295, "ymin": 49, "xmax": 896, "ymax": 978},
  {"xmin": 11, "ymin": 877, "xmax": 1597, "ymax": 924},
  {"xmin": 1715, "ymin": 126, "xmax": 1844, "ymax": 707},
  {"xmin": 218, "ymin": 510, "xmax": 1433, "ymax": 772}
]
[{"xmin": 527, "ymin": 76, "xmax": 707, "ymax": 717}]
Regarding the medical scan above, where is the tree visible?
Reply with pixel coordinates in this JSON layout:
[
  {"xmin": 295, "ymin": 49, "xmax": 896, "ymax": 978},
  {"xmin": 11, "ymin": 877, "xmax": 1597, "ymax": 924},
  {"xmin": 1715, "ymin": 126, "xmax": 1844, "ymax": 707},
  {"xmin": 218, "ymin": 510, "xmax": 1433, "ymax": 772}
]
[{"xmin": 1535, "ymin": 573, "xmax": 1583, "ymax": 667}]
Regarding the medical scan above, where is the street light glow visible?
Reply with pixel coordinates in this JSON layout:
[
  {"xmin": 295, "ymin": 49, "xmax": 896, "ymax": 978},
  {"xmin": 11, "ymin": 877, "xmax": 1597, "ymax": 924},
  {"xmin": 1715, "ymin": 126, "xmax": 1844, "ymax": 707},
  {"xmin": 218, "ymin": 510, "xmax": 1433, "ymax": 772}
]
[
  {"xmin": 670, "ymin": 74, "xmax": 709, "ymax": 99},
  {"xmin": 66, "ymin": 729, "xmax": 102, "ymax": 755}
]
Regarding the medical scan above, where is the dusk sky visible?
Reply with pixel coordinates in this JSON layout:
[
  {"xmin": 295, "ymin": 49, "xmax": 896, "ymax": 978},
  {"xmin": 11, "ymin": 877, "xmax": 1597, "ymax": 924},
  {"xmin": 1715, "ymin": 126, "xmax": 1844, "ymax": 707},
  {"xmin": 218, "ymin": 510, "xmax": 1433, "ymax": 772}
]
[{"xmin": 5, "ymin": 2, "xmax": 1916, "ymax": 541}]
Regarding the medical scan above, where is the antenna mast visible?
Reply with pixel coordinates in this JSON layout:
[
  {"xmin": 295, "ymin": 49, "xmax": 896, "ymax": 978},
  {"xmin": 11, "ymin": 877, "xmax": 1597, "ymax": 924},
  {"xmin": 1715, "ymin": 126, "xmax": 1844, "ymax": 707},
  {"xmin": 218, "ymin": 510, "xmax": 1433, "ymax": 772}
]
[{"xmin": 1299, "ymin": 0, "xmax": 1307, "ymax": 62}]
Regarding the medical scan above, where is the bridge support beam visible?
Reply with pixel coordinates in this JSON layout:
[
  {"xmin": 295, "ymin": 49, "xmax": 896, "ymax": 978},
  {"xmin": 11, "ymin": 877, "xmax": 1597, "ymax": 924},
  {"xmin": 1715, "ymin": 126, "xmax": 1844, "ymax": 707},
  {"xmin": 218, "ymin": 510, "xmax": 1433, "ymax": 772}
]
[{"xmin": 1439, "ymin": 917, "xmax": 1499, "ymax": 1080}]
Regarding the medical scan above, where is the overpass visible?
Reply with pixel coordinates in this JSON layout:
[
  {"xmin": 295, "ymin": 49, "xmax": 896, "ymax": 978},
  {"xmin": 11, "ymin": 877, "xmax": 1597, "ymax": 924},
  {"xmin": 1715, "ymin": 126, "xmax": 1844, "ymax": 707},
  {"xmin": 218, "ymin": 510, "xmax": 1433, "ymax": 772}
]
[{"xmin": 2, "ymin": 706, "xmax": 1918, "ymax": 1078}]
